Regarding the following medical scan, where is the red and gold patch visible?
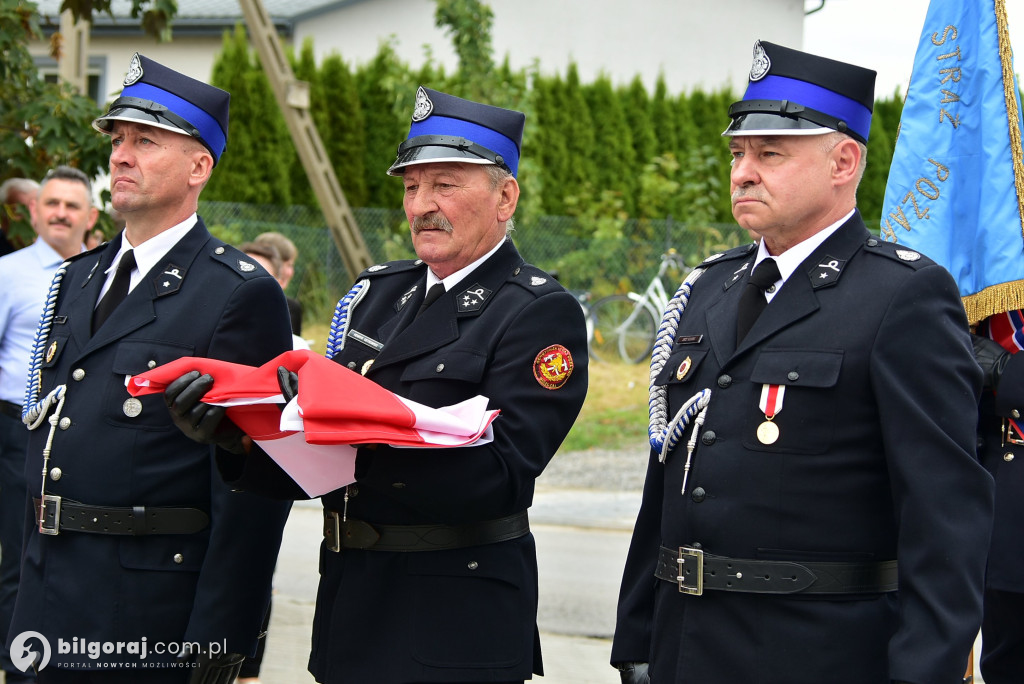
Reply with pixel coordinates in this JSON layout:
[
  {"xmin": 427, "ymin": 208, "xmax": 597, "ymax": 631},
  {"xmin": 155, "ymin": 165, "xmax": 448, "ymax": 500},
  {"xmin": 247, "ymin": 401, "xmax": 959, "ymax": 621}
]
[{"xmin": 533, "ymin": 344, "xmax": 574, "ymax": 390}]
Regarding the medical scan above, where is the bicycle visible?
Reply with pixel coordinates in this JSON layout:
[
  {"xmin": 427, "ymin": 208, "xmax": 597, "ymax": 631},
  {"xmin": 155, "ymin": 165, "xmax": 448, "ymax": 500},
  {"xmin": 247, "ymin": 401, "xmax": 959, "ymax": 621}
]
[{"xmin": 587, "ymin": 249, "xmax": 690, "ymax": 363}]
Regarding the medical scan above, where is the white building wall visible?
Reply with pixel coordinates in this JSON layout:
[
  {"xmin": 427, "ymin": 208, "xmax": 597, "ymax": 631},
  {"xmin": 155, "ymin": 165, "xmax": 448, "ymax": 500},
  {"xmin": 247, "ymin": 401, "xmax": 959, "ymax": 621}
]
[{"xmin": 295, "ymin": 0, "xmax": 805, "ymax": 95}]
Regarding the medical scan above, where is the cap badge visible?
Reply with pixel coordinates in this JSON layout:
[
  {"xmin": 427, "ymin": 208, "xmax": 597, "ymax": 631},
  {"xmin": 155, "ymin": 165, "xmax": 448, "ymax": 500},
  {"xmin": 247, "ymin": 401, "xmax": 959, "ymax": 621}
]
[
  {"xmin": 412, "ymin": 86, "xmax": 434, "ymax": 123},
  {"xmin": 750, "ymin": 41, "xmax": 770, "ymax": 82},
  {"xmin": 530, "ymin": 276, "xmax": 547, "ymax": 286},
  {"xmin": 896, "ymin": 249, "xmax": 921, "ymax": 262},
  {"xmin": 367, "ymin": 264, "xmax": 388, "ymax": 272},
  {"xmin": 238, "ymin": 260, "xmax": 256, "ymax": 272},
  {"xmin": 533, "ymin": 344, "xmax": 574, "ymax": 390},
  {"xmin": 124, "ymin": 53, "xmax": 144, "ymax": 87}
]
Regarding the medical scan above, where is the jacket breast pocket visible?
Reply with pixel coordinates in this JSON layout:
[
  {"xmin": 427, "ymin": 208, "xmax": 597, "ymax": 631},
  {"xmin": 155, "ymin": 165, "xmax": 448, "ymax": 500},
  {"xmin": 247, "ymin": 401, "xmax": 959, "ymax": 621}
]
[
  {"xmin": 107, "ymin": 340, "xmax": 195, "ymax": 429},
  {"xmin": 399, "ymin": 350, "xmax": 488, "ymax": 404},
  {"xmin": 745, "ymin": 348, "xmax": 843, "ymax": 454}
]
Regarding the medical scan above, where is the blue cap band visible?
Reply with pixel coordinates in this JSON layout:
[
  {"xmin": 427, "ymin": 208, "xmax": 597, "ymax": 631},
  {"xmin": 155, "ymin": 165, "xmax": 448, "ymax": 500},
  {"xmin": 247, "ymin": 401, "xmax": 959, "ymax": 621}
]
[
  {"xmin": 408, "ymin": 115, "xmax": 520, "ymax": 177},
  {"xmin": 123, "ymin": 81, "xmax": 228, "ymax": 161},
  {"xmin": 743, "ymin": 74, "xmax": 872, "ymax": 142}
]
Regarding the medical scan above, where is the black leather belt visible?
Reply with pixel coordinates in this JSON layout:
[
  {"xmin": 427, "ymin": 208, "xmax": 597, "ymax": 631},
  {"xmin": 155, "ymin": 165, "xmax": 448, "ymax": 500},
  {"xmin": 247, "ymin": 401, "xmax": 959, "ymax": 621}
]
[
  {"xmin": 34, "ymin": 496, "xmax": 209, "ymax": 536},
  {"xmin": 323, "ymin": 510, "xmax": 530, "ymax": 552},
  {"xmin": 655, "ymin": 545, "xmax": 898, "ymax": 596},
  {"xmin": 0, "ymin": 400, "xmax": 21, "ymax": 420}
]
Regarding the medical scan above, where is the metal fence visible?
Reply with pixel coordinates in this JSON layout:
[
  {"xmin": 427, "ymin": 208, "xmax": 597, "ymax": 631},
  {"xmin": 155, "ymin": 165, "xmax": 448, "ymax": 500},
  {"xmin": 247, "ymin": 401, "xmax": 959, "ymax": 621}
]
[{"xmin": 198, "ymin": 200, "xmax": 752, "ymax": 327}]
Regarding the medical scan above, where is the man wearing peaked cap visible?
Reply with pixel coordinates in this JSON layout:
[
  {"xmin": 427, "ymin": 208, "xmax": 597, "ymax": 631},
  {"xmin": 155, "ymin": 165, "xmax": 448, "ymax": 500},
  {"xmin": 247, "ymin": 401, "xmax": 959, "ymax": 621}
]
[
  {"xmin": 166, "ymin": 85, "xmax": 589, "ymax": 683},
  {"xmin": 92, "ymin": 52, "xmax": 230, "ymax": 165},
  {"xmin": 9, "ymin": 53, "xmax": 292, "ymax": 683},
  {"xmin": 612, "ymin": 40, "xmax": 993, "ymax": 684}
]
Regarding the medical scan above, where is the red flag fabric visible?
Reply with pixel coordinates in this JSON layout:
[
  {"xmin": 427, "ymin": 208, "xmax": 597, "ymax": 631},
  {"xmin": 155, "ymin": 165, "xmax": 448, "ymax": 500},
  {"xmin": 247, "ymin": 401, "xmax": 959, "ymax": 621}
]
[{"xmin": 128, "ymin": 350, "xmax": 500, "ymax": 496}]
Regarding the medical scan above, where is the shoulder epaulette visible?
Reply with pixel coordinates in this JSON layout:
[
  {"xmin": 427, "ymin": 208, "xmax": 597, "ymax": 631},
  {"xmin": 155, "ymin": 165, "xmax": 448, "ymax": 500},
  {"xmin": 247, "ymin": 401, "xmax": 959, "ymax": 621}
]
[
  {"xmin": 699, "ymin": 241, "xmax": 758, "ymax": 267},
  {"xmin": 862, "ymin": 237, "xmax": 933, "ymax": 270},
  {"xmin": 357, "ymin": 258, "xmax": 425, "ymax": 280}
]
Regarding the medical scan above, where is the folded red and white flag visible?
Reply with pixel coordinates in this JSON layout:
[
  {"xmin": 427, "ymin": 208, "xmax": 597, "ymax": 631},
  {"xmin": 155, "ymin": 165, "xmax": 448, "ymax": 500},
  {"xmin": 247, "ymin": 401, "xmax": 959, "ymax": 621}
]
[{"xmin": 129, "ymin": 349, "xmax": 500, "ymax": 496}]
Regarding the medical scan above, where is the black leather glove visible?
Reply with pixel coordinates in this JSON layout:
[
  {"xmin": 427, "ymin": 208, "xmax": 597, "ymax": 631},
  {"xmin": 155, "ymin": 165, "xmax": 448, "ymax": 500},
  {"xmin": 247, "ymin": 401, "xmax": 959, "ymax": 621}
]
[
  {"xmin": 164, "ymin": 370, "xmax": 247, "ymax": 454},
  {"xmin": 180, "ymin": 645, "xmax": 245, "ymax": 684},
  {"xmin": 616, "ymin": 661, "xmax": 650, "ymax": 684},
  {"xmin": 278, "ymin": 365, "xmax": 298, "ymax": 403},
  {"xmin": 972, "ymin": 333, "xmax": 1011, "ymax": 391}
]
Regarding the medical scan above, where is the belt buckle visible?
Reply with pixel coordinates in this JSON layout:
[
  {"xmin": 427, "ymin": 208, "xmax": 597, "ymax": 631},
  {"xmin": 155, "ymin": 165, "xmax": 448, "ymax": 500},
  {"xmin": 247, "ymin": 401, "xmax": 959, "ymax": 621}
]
[
  {"xmin": 677, "ymin": 546, "xmax": 703, "ymax": 595},
  {"xmin": 324, "ymin": 510, "xmax": 340, "ymax": 553},
  {"xmin": 38, "ymin": 494, "xmax": 62, "ymax": 536}
]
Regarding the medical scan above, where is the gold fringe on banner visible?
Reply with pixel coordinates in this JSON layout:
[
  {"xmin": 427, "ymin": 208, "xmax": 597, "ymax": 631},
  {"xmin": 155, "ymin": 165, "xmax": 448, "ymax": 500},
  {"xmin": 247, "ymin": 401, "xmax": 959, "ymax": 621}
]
[
  {"xmin": 995, "ymin": 0, "xmax": 1024, "ymax": 240},
  {"xmin": 964, "ymin": 280, "xmax": 1024, "ymax": 326}
]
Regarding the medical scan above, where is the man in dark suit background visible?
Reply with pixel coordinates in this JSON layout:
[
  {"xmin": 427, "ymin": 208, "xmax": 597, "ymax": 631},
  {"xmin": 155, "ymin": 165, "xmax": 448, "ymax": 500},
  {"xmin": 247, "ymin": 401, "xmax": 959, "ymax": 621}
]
[
  {"xmin": 8, "ymin": 53, "xmax": 292, "ymax": 683},
  {"xmin": 167, "ymin": 86, "xmax": 589, "ymax": 684},
  {"xmin": 611, "ymin": 40, "xmax": 994, "ymax": 684}
]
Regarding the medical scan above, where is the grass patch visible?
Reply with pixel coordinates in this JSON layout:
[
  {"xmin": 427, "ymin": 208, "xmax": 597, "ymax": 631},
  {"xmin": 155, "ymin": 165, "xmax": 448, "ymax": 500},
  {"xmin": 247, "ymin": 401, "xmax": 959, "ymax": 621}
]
[{"xmin": 303, "ymin": 322, "xmax": 649, "ymax": 453}]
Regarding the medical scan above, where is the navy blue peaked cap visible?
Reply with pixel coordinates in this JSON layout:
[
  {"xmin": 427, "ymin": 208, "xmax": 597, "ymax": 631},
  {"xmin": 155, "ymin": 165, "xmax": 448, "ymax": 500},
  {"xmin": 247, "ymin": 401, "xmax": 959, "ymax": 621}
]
[
  {"xmin": 93, "ymin": 53, "xmax": 230, "ymax": 164},
  {"xmin": 724, "ymin": 40, "xmax": 876, "ymax": 145},
  {"xmin": 387, "ymin": 86, "xmax": 526, "ymax": 177}
]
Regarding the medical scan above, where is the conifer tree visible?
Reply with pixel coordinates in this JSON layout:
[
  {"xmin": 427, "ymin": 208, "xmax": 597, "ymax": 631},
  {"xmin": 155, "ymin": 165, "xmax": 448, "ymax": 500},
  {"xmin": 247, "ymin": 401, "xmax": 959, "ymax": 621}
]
[
  {"xmin": 562, "ymin": 63, "xmax": 597, "ymax": 195},
  {"xmin": 620, "ymin": 77, "xmax": 657, "ymax": 178},
  {"xmin": 649, "ymin": 74, "xmax": 679, "ymax": 159},
  {"xmin": 584, "ymin": 74, "xmax": 637, "ymax": 216},
  {"xmin": 527, "ymin": 74, "xmax": 571, "ymax": 215},
  {"xmin": 205, "ymin": 25, "xmax": 293, "ymax": 205},
  {"xmin": 319, "ymin": 53, "xmax": 369, "ymax": 208},
  {"xmin": 355, "ymin": 41, "xmax": 411, "ymax": 208}
]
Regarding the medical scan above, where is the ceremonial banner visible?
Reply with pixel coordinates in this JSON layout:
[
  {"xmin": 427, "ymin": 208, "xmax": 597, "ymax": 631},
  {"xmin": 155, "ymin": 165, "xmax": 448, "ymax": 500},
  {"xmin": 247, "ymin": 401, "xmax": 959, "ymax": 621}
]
[
  {"xmin": 129, "ymin": 350, "xmax": 499, "ymax": 496},
  {"xmin": 881, "ymin": 0, "xmax": 1024, "ymax": 324}
]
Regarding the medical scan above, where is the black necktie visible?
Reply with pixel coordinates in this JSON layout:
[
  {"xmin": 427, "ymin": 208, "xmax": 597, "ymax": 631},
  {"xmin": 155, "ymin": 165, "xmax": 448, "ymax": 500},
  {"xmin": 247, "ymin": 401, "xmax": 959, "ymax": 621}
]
[
  {"xmin": 93, "ymin": 250, "xmax": 136, "ymax": 332},
  {"xmin": 736, "ymin": 258, "xmax": 781, "ymax": 344},
  {"xmin": 417, "ymin": 283, "xmax": 445, "ymax": 316}
]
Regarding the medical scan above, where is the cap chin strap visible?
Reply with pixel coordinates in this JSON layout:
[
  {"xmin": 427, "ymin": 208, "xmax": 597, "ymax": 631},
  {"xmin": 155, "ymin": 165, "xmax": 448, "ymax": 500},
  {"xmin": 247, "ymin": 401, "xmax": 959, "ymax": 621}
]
[
  {"xmin": 103, "ymin": 96, "xmax": 202, "ymax": 140},
  {"xmin": 728, "ymin": 99, "xmax": 864, "ymax": 144},
  {"xmin": 397, "ymin": 134, "xmax": 511, "ymax": 174}
]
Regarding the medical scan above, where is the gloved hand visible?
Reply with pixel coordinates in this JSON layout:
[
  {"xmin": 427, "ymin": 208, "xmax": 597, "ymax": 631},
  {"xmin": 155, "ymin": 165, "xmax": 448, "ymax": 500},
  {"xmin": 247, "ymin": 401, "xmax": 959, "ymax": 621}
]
[
  {"xmin": 278, "ymin": 365, "xmax": 298, "ymax": 403},
  {"xmin": 164, "ymin": 370, "xmax": 247, "ymax": 454},
  {"xmin": 179, "ymin": 643, "xmax": 245, "ymax": 684},
  {"xmin": 616, "ymin": 661, "xmax": 650, "ymax": 684},
  {"xmin": 972, "ymin": 333, "xmax": 1011, "ymax": 391}
]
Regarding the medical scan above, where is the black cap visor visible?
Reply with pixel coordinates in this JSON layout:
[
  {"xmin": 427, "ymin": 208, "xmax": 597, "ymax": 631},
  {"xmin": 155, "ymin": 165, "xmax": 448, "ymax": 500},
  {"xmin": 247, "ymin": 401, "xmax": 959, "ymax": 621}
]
[
  {"xmin": 723, "ymin": 99, "xmax": 866, "ymax": 144},
  {"xmin": 92, "ymin": 96, "xmax": 201, "ymax": 140},
  {"xmin": 387, "ymin": 135, "xmax": 508, "ymax": 176}
]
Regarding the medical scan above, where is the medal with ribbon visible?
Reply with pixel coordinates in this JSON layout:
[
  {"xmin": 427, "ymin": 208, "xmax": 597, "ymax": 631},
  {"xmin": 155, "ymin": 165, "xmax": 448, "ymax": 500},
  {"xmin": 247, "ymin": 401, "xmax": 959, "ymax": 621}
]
[{"xmin": 757, "ymin": 383, "xmax": 785, "ymax": 444}]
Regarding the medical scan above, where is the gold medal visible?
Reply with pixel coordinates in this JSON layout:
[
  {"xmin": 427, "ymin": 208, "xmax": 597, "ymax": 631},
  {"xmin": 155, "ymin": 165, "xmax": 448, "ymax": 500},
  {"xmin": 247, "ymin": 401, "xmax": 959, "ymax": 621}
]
[{"xmin": 756, "ymin": 420, "xmax": 779, "ymax": 445}]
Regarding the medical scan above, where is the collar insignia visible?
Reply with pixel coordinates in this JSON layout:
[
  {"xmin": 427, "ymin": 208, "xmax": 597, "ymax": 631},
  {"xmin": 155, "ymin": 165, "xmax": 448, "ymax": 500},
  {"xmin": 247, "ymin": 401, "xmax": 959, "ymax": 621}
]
[{"xmin": 457, "ymin": 283, "xmax": 492, "ymax": 313}]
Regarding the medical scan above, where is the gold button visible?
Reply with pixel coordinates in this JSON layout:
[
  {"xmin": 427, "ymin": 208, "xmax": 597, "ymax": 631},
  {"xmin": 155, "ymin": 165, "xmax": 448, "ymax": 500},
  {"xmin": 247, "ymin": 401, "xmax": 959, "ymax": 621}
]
[
  {"xmin": 58, "ymin": 417, "xmax": 71, "ymax": 430},
  {"xmin": 1005, "ymin": 452, "xmax": 1015, "ymax": 462},
  {"xmin": 50, "ymin": 467, "xmax": 62, "ymax": 481},
  {"xmin": 173, "ymin": 553, "xmax": 184, "ymax": 564},
  {"xmin": 72, "ymin": 369, "xmax": 85, "ymax": 381}
]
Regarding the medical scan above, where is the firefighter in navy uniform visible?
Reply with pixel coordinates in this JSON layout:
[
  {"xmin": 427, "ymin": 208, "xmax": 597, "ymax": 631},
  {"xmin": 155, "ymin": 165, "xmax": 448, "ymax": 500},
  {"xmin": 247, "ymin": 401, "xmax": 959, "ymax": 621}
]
[
  {"xmin": 611, "ymin": 41, "xmax": 994, "ymax": 684},
  {"xmin": 971, "ymin": 321, "xmax": 1024, "ymax": 684},
  {"xmin": 165, "ymin": 87, "xmax": 589, "ymax": 684},
  {"xmin": 9, "ymin": 54, "xmax": 292, "ymax": 684}
]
